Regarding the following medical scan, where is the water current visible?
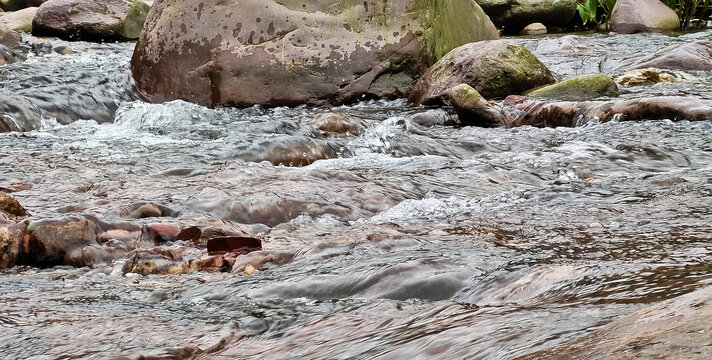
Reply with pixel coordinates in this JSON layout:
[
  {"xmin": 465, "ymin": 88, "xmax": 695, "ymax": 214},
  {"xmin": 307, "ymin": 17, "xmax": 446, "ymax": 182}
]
[{"xmin": 1, "ymin": 31, "xmax": 712, "ymax": 359}]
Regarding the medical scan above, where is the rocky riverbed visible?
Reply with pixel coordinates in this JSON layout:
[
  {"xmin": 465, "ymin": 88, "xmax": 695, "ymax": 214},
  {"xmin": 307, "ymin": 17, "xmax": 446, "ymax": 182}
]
[{"xmin": 1, "ymin": 26, "xmax": 712, "ymax": 358}]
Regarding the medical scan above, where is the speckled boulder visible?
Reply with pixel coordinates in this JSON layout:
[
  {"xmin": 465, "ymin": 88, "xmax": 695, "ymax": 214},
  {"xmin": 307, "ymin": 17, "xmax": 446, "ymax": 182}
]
[
  {"xmin": 131, "ymin": 0, "xmax": 499, "ymax": 107},
  {"xmin": 32, "ymin": 0, "xmax": 150, "ymax": 41},
  {"xmin": 477, "ymin": 0, "xmax": 576, "ymax": 31},
  {"xmin": 409, "ymin": 40, "xmax": 555, "ymax": 104},
  {"xmin": 609, "ymin": 0, "xmax": 679, "ymax": 34}
]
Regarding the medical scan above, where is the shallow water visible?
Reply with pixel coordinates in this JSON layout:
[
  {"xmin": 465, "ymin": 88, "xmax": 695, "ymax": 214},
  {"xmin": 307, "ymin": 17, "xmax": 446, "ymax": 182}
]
[{"xmin": 1, "ymin": 32, "xmax": 712, "ymax": 359}]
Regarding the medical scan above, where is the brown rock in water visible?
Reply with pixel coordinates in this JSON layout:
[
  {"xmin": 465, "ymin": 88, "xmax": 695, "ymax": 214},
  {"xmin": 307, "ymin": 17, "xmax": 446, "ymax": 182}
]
[
  {"xmin": 130, "ymin": 203, "xmax": 162, "ymax": 218},
  {"xmin": 32, "ymin": 0, "xmax": 150, "ymax": 41},
  {"xmin": 207, "ymin": 236, "xmax": 262, "ymax": 256},
  {"xmin": 198, "ymin": 255, "xmax": 230, "ymax": 272},
  {"xmin": 609, "ymin": 0, "xmax": 679, "ymax": 34},
  {"xmin": 616, "ymin": 68, "xmax": 678, "ymax": 86},
  {"xmin": 502, "ymin": 96, "xmax": 712, "ymax": 128},
  {"xmin": 0, "ymin": 225, "xmax": 16, "ymax": 268},
  {"xmin": 409, "ymin": 40, "xmax": 555, "ymax": 104},
  {"xmin": 0, "ymin": 192, "xmax": 28, "ymax": 217},
  {"xmin": 176, "ymin": 226, "xmax": 201, "ymax": 244},
  {"xmin": 309, "ymin": 113, "xmax": 362, "ymax": 135},
  {"xmin": 140, "ymin": 223, "xmax": 180, "ymax": 244},
  {"xmin": 126, "ymin": 247, "xmax": 199, "ymax": 275},
  {"xmin": 131, "ymin": 0, "xmax": 498, "ymax": 107},
  {"xmin": 634, "ymin": 41, "xmax": 712, "ymax": 71},
  {"xmin": 517, "ymin": 285, "xmax": 712, "ymax": 360},
  {"xmin": 23, "ymin": 217, "xmax": 100, "ymax": 266}
]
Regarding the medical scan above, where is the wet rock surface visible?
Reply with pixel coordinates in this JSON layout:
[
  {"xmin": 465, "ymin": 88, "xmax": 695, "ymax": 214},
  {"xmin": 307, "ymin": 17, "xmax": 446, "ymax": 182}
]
[
  {"xmin": 32, "ymin": 0, "xmax": 150, "ymax": 41},
  {"xmin": 634, "ymin": 40, "xmax": 712, "ymax": 71},
  {"xmin": 409, "ymin": 40, "xmax": 555, "ymax": 103},
  {"xmin": 3, "ymin": 23, "xmax": 712, "ymax": 360},
  {"xmin": 519, "ymin": 285, "xmax": 712, "ymax": 360},
  {"xmin": 526, "ymin": 73, "xmax": 620, "ymax": 101},
  {"xmin": 131, "ymin": 0, "xmax": 498, "ymax": 107}
]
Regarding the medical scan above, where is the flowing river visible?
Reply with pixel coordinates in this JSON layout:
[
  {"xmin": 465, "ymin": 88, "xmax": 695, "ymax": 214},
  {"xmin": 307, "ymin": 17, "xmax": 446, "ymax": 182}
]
[{"xmin": 1, "ymin": 30, "xmax": 712, "ymax": 359}]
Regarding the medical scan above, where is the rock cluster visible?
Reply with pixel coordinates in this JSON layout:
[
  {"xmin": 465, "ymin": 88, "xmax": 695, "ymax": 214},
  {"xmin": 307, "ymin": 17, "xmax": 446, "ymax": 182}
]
[{"xmin": 131, "ymin": 0, "xmax": 499, "ymax": 107}]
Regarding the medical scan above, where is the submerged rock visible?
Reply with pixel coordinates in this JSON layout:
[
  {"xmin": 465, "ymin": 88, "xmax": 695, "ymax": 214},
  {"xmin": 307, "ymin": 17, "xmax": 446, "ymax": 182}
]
[
  {"xmin": 526, "ymin": 73, "xmax": 620, "ymax": 101},
  {"xmin": 634, "ymin": 41, "xmax": 712, "ymax": 71},
  {"xmin": 32, "ymin": 0, "xmax": 150, "ymax": 41},
  {"xmin": 309, "ymin": 113, "xmax": 362, "ymax": 135},
  {"xmin": 517, "ymin": 285, "xmax": 712, "ymax": 360},
  {"xmin": 0, "ymin": 7, "xmax": 37, "ymax": 32},
  {"xmin": 616, "ymin": 68, "xmax": 678, "ymax": 86},
  {"xmin": 477, "ymin": 0, "xmax": 576, "ymax": 31},
  {"xmin": 409, "ymin": 40, "xmax": 555, "ymax": 104},
  {"xmin": 502, "ymin": 96, "xmax": 712, "ymax": 128},
  {"xmin": 131, "ymin": 0, "xmax": 499, "ymax": 107},
  {"xmin": 609, "ymin": 0, "xmax": 679, "ymax": 34}
]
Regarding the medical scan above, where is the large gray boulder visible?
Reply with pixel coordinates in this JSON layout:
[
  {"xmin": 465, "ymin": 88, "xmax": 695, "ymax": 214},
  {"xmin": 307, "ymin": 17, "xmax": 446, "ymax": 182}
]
[
  {"xmin": 409, "ymin": 40, "xmax": 555, "ymax": 104},
  {"xmin": 131, "ymin": 0, "xmax": 499, "ymax": 107},
  {"xmin": 32, "ymin": 0, "xmax": 150, "ymax": 41},
  {"xmin": 609, "ymin": 0, "xmax": 679, "ymax": 34},
  {"xmin": 477, "ymin": 0, "xmax": 576, "ymax": 31}
]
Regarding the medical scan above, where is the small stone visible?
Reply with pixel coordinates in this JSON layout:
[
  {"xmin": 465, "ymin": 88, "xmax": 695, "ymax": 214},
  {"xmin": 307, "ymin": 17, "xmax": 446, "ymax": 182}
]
[
  {"xmin": 243, "ymin": 264, "xmax": 258, "ymax": 275},
  {"xmin": 520, "ymin": 23, "xmax": 547, "ymax": 35},
  {"xmin": 0, "ymin": 191, "xmax": 28, "ymax": 217}
]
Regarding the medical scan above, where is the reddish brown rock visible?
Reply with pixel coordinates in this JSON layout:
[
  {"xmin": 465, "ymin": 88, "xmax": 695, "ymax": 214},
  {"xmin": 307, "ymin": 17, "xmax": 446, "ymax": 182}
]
[
  {"xmin": 503, "ymin": 96, "xmax": 712, "ymax": 128},
  {"xmin": 140, "ymin": 223, "xmax": 180, "ymax": 244},
  {"xmin": 126, "ymin": 247, "xmax": 200, "ymax": 275},
  {"xmin": 0, "ymin": 191, "xmax": 28, "ymax": 217},
  {"xmin": 176, "ymin": 226, "xmax": 202, "ymax": 244},
  {"xmin": 23, "ymin": 217, "xmax": 101, "ymax": 266},
  {"xmin": 207, "ymin": 236, "xmax": 262, "ymax": 256},
  {"xmin": 609, "ymin": 0, "xmax": 679, "ymax": 34},
  {"xmin": 131, "ymin": 0, "xmax": 498, "ymax": 107}
]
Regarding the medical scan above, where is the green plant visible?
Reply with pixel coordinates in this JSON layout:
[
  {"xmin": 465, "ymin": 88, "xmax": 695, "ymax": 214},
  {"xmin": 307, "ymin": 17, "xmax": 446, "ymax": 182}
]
[
  {"xmin": 663, "ymin": 0, "xmax": 711, "ymax": 30},
  {"xmin": 573, "ymin": 0, "xmax": 617, "ymax": 29}
]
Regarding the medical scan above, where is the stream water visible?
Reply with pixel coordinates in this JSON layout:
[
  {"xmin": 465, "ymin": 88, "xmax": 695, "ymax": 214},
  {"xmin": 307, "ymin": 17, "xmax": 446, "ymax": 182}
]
[{"xmin": 1, "ymin": 31, "xmax": 712, "ymax": 359}]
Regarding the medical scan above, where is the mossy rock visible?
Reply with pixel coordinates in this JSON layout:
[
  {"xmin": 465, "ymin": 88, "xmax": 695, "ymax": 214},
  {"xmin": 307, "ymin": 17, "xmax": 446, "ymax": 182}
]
[
  {"xmin": 410, "ymin": 40, "xmax": 555, "ymax": 104},
  {"xmin": 131, "ymin": 0, "xmax": 499, "ymax": 107},
  {"xmin": 526, "ymin": 73, "xmax": 620, "ymax": 101},
  {"xmin": 448, "ymin": 83, "xmax": 501, "ymax": 127}
]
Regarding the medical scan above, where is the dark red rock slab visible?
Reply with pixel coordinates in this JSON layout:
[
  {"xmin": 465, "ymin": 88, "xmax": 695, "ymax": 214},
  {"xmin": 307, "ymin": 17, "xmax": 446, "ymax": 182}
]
[
  {"xmin": 140, "ymin": 223, "xmax": 180, "ymax": 244},
  {"xmin": 207, "ymin": 236, "xmax": 262, "ymax": 256},
  {"xmin": 176, "ymin": 226, "xmax": 201, "ymax": 243}
]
